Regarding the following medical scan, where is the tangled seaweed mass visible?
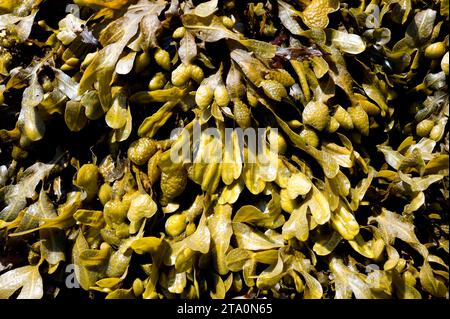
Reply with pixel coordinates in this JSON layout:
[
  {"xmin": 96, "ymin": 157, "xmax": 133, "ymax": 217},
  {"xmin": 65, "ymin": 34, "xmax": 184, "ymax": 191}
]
[{"xmin": 0, "ymin": 0, "xmax": 448, "ymax": 299}]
